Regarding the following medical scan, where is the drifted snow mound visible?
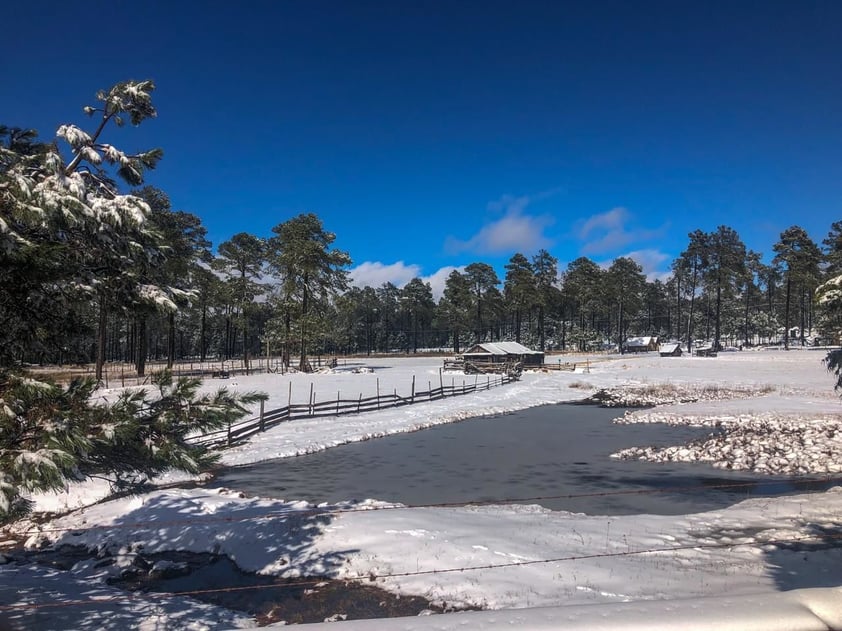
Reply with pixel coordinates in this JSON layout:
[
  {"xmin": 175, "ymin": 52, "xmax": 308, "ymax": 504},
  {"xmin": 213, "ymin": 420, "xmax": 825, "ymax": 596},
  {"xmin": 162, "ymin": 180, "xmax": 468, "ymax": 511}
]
[
  {"xmin": 587, "ymin": 383, "xmax": 775, "ymax": 408},
  {"xmin": 613, "ymin": 413, "xmax": 842, "ymax": 475}
]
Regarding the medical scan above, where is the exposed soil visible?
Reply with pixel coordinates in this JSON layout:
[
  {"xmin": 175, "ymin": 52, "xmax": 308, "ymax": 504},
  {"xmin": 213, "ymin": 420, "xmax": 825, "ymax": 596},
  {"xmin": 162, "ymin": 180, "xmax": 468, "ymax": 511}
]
[{"xmin": 15, "ymin": 546, "xmax": 466, "ymax": 626}]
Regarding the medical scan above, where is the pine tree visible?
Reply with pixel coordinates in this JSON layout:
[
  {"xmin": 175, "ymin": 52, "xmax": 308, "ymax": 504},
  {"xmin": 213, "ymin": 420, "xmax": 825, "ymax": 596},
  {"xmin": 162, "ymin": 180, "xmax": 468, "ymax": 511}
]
[
  {"xmin": 0, "ymin": 370, "xmax": 265, "ymax": 523},
  {"xmin": 268, "ymin": 214, "xmax": 351, "ymax": 371},
  {"xmin": 606, "ymin": 257, "xmax": 646, "ymax": 351},
  {"xmin": 773, "ymin": 226, "xmax": 821, "ymax": 349},
  {"xmin": 136, "ymin": 186, "xmax": 212, "ymax": 370},
  {"xmin": 705, "ymin": 226, "xmax": 747, "ymax": 351},
  {"xmin": 464, "ymin": 262, "xmax": 501, "ymax": 344},
  {"xmin": 824, "ymin": 221, "xmax": 842, "ymax": 276},
  {"xmin": 532, "ymin": 249, "xmax": 560, "ymax": 351},
  {"xmin": 503, "ymin": 253, "xmax": 536, "ymax": 344},
  {"xmin": 400, "ymin": 278, "xmax": 435, "ymax": 353},
  {"xmin": 437, "ymin": 271, "xmax": 473, "ymax": 353},
  {"xmin": 561, "ymin": 257, "xmax": 604, "ymax": 350},
  {"xmin": 677, "ymin": 230, "xmax": 709, "ymax": 352},
  {"xmin": 0, "ymin": 81, "xmax": 167, "ymax": 376},
  {"xmin": 213, "ymin": 233, "xmax": 267, "ymax": 370}
]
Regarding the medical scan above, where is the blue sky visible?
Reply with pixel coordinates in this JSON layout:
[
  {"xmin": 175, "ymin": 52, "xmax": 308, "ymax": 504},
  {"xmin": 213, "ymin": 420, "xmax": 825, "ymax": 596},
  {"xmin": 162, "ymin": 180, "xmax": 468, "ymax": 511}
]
[{"xmin": 5, "ymin": 1, "xmax": 841, "ymax": 295}]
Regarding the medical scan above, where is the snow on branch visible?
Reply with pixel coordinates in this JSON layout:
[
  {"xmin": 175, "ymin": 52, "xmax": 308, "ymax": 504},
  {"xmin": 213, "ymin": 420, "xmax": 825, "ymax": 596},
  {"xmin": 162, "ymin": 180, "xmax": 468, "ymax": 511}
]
[
  {"xmin": 137, "ymin": 284, "xmax": 178, "ymax": 312},
  {"xmin": 56, "ymin": 124, "xmax": 92, "ymax": 149}
]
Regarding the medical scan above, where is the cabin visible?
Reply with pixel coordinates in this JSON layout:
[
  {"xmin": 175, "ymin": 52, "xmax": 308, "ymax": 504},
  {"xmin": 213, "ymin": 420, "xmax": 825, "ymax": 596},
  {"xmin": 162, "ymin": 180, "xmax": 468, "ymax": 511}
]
[
  {"xmin": 623, "ymin": 336, "xmax": 659, "ymax": 353},
  {"xmin": 461, "ymin": 341, "xmax": 545, "ymax": 367},
  {"xmin": 694, "ymin": 345, "xmax": 718, "ymax": 357},
  {"xmin": 658, "ymin": 342, "xmax": 682, "ymax": 357}
]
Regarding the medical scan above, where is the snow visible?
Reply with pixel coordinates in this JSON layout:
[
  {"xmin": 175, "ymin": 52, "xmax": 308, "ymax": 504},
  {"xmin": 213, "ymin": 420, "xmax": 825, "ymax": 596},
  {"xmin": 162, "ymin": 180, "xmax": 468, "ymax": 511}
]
[{"xmin": 5, "ymin": 349, "xmax": 842, "ymax": 629}]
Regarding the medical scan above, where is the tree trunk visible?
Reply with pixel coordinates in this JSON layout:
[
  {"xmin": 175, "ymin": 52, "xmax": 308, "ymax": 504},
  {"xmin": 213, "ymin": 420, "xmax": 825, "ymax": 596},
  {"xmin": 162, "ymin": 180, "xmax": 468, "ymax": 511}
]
[
  {"xmin": 783, "ymin": 274, "xmax": 791, "ymax": 350},
  {"xmin": 744, "ymin": 285, "xmax": 751, "ymax": 347},
  {"xmin": 225, "ymin": 314, "xmax": 231, "ymax": 359},
  {"xmin": 200, "ymin": 305, "xmax": 207, "ymax": 362},
  {"xmin": 515, "ymin": 307, "xmax": 522, "ymax": 343},
  {"xmin": 299, "ymin": 280, "xmax": 310, "ymax": 372},
  {"xmin": 167, "ymin": 312, "xmax": 176, "ymax": 369},
  {"xmin": 243, "ymin": 316, "xmax": 250, "ymax": 372},
  {"xmin": 95, "ymin": 295, "xmax": 107, "ymax": 381},
  {"xmin": 686, "ymin": 266, "xmax": 698, "ymax": 353},
  {"xmin": 714, "ymin": 265, "xmax": 723, "ymax": 351},
  {"xmin": 799, "ymin": 286, "xmax": 806, "ymax": 346},
  {"xmin": 283, "ymin": 311, "xmax": 291, "ymax": 368},
  {"xmin": 136, "ymin": 318, "xmax": 147, "ymax": 377}
]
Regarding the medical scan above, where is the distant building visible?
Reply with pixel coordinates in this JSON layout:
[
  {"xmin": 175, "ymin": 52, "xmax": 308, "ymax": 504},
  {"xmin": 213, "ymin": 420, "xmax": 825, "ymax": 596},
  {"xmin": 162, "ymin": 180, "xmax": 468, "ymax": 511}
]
[
  {"xmin": 659, "ymin": 342, "xmax": 682, "ymax": 357},
  {"xmin": 694, "ymin": 345, "xmax": 718, "ymax": 357},
  {"xmin": 624, "ymin": 336, "xmax": 659, "ymax": 353},
  {"xmin": 461, "ymin": 342, "xmax": 545, "ymax": 367}
]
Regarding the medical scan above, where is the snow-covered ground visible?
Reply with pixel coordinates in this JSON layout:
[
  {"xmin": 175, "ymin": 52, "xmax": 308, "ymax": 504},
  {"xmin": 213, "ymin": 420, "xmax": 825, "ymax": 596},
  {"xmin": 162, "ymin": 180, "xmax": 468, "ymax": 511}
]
[{"xmin": 4, "ymin": 349, "xmax": 842, "ymax": 629}]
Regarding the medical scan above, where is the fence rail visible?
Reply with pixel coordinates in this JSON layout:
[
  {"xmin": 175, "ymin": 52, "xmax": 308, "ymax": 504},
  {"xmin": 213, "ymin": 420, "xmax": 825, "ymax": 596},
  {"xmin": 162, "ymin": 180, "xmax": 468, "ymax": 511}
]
[{"xmin": 190, "ymin": 373, "xmax": 517, "ymax": 449}]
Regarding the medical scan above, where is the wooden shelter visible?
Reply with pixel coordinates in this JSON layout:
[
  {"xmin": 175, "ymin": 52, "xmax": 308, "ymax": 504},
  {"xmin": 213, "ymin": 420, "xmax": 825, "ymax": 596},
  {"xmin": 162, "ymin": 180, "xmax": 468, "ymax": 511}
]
[
  {"xmin": 461, "ymin": 342, "xmax": 545, "ymax": 367},
  {"xmin": 624, "ymin": 336, "xmax": 659, "ymax": 353},
  {"xmin": 658, "ymin": 342, "xmax": 682, "ymax": 357}
]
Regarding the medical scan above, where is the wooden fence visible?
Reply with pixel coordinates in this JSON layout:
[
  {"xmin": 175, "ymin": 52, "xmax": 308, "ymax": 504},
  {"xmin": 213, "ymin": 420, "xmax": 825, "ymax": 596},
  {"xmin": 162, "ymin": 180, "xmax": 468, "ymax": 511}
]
[{"xmin": 190, "ymin": 373, "xmax": 517, "ymax": 449}]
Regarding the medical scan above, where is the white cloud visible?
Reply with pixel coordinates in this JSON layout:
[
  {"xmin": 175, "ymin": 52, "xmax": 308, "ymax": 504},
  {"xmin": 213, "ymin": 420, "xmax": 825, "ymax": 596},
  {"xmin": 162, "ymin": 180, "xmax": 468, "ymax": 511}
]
[
  {"xmin": 421, "ymin": 265, "xmax": 464, "ymax": 300},
  {"xmin": 445, "ymin": 194, "xmax": 554, "ymax": 255},
  {"xmin": 348, "ymin": 262, "xmax": 465, "ymax": 300},
  {"xmin": 349, "ymin": 261, "xmax": 422, "ymax": 289},
  {"xmin": 594, "ymin": 249, "xmax": 673, "ymax": 282},
  {"xmin": 576, "ymin": 207, "xmax": 666, "ymax": 255},
  {"xmin": 624, "ymin": 249, "xmax": 674, "ymax": 282}
]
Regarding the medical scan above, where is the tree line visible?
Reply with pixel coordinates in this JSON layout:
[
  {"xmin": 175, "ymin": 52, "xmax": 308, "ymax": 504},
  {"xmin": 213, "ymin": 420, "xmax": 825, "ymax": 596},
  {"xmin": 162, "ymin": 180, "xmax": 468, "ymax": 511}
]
[{"xmin": 3, "ymin": 82, "xmax": 842, "ymax": 382}]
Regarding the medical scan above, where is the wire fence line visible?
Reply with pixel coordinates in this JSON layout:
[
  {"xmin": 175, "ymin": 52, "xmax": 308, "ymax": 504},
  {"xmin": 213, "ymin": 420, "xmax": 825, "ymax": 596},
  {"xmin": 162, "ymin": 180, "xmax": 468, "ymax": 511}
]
[
  {"xmin": 4, "ymin": 527, "xmax": 842, "ymax": 614},
  {"xmin": 189, "ymin": 372, "xmax": 519, "ymax": 449}
]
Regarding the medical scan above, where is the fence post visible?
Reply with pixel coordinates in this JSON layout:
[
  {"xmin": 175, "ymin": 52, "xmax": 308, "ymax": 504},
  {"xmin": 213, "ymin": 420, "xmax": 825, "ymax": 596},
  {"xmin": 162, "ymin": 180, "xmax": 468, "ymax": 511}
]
[
  {"xmin": 227, "ymin": 419, "xmax": 232, "ymax": 447},
  {"xmin": 376, "ymin": 377, "xmax": 380, "ymax": 410},
  {"xmin": 462, "ymin": 379, "xmax": 465, "ymax": 394},
  {"xmin": 288, "ymin": 381, "xmax": 293, "ymax": 407},
  {"xmin": 336, "ymin": 391, "xmax": 340, "ymax": 415},
  {"xmin": 411, "ymin": 375, "xmax": 415, "ymax": 403},
  {"xmin": 487, "ymin": 375, "xmax": 490, "ymax": 390},
  {"xmin": 309, "ymin": 382, "xmax": 314, "ymax": 416},
  {"xmin": 357, "ymin": 393, "xmax": 362, "ymax": 413},
  {"xmin": 428, "ymin": 381, "xmax": 432, "ymax": 400},
  {"xmin": 438, "ymin": 367, "xmax": 443, "ymax": 391},
  {"xmin": 259, "ymin": 400, "xmax": 265, "ymax": 432}
]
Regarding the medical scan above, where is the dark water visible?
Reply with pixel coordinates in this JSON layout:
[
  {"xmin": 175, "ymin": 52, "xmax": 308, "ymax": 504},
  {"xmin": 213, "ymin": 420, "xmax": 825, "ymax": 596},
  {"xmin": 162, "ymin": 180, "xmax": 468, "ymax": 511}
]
[{"xmin": 207, "ymin": 404, "xmax": 833, "ymax": 515}]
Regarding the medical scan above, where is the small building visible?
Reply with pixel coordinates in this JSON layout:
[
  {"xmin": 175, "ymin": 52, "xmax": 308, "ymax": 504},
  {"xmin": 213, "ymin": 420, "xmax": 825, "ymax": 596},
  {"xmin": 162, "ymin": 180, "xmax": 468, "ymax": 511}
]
[
  {"xmin": 624, "ymin": 336, "xmax": 659, "ymax": 353},
  {"xmin": 694, "ymin": 345, "xmax": 718, "ymax": 357},
  {"xmin": 659, "ymin": 342, "xmax": 682, "ymax": 357},
  {"xmin": 461, "ymin": 342, "xmax": 545, "ymax": 367}
]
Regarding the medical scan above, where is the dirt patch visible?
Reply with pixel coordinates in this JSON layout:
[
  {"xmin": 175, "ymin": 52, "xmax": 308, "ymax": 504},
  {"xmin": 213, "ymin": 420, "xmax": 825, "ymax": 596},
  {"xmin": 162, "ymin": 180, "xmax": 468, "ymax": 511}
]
[
  {"xmin": 115, "ymin": 551, "xmax": 461, "ymax": 625},
  {"xmin": 16, "ymin": 547, "xmax": 465, "ymax": 626}
]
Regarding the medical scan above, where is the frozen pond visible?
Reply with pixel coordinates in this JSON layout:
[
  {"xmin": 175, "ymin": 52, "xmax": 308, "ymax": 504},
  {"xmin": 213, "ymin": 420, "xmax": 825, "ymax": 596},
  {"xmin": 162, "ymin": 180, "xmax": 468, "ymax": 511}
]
[{"xmin": 207, "ymin": 404, "xmax": 831, "ymax": 515}]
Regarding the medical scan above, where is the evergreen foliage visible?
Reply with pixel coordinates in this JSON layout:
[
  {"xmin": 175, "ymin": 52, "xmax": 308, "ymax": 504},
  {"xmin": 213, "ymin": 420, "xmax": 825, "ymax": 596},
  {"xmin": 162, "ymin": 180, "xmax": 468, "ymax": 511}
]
[
  {"xmin": 0, "ymin": 370, "xmax": 265, "ymax": 523},
  {"xmin": 268, "ymin": 213, "xmax": 351, "ymax": 371}
]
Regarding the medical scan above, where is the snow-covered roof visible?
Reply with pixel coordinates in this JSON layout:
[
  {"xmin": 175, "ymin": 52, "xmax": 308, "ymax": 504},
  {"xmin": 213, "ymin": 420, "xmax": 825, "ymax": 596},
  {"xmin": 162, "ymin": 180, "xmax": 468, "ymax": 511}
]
[
  {"xmin": 659, "ymin": 343, "xmax": 681, "ymax": 353},
  {"xmin": 463, "ymin": 342, "xmax": 544, "ymax": 355},
  {"xmin": 625, "ymin": 336, "xmax": 657, "ymax": 347}
]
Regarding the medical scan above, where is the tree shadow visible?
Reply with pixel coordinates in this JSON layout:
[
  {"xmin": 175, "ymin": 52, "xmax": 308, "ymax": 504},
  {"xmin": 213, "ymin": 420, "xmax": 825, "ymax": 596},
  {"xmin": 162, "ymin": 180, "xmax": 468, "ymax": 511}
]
[
  {"xmin": 763, "ymin": 521, "xmax": 842, "ymax": 591},
  {"xmin": 698, "ymin": 520, "xmax": 842, "ymax": 592},
  {"xmin": 0, "ymin": 491, "xmax": 358, "ymax": 630}
]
